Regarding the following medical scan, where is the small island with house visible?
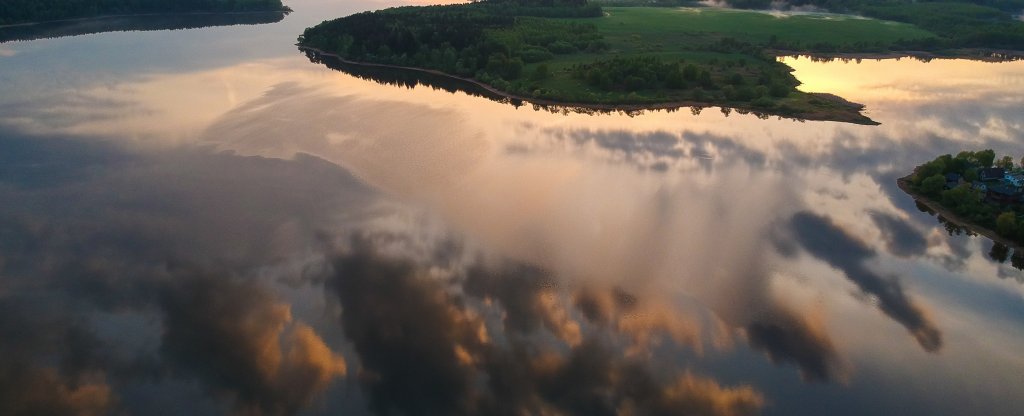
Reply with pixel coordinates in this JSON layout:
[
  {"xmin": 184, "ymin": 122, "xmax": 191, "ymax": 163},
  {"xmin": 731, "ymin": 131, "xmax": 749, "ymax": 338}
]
[{"xmin": 899, "ymin": 150, "xmax": 1024, "ymax": 248}]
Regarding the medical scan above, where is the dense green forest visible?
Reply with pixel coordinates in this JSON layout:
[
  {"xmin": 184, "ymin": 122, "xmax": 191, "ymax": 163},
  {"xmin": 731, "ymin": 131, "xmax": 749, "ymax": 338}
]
[
  {"xmin": 905, "ymin": 150, "xmax": 1024, "ymax": 245},
  {"xmin": 722, "ymin": 0, "xmax": 1024, "ymax": 50},
  {"xmin": 0, "ymin": 0, "xmax": 290, "ymax": 25},
  {"xmin": 300, "ymin": 1, "xmax": 601, "ymax": 79}
]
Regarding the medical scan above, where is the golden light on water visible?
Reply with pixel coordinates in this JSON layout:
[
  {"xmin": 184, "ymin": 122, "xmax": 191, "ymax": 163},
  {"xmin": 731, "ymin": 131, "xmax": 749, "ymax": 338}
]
[{"xmin": 781, "ymin": 56, "xmax": 1024, "ymax": 105}]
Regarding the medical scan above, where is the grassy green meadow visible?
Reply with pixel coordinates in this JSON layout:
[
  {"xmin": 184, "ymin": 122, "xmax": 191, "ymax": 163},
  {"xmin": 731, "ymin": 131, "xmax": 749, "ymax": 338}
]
[
  {"xmin": 590, "ymin": 7, "xmax": 937, "ymax": 50},
  {"xmin": 505, "ymin": 7, "xmax": 933, "ymax": 122}
]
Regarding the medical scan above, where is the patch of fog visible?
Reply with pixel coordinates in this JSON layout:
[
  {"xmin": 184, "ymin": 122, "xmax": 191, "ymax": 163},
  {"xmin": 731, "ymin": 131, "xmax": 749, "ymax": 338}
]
[
  {"xmin": 699, "ymin": 0, "xmax": 813, "ymax": 11},
  {"xmin": 697, "ymin": 0, "xmax": 867, "ymax": 19},
  {"xmin": 677, "ymin": 6, "xmax": 705, "ymax": 13},
  {"xmin": 770, "ymin": 0, "xmax": 826, "ymax": 13},
  {"xmin": 757, "ymin": 9, "xmax": 868, "ymax": 20},
  {"xmin": 0, "ymin": 46, "xmax": 16, "ymax": 57},
  {"xmin": 697, "ymin": 0, "xmax": 729, "ymax": 8},
  {"xmin": 1017, "ymin": 11, "xmax": 1024, "ymax": 22},
  {"xmin": 757, "ymin": 7, "xmax": 869, "ymax": 19}
]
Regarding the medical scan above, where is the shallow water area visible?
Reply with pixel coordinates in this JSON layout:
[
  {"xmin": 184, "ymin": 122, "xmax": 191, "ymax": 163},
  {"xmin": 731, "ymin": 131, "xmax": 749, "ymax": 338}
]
[{"xmin": 1, "ymin": 1, "xmax": 1023, "ymax": 415}]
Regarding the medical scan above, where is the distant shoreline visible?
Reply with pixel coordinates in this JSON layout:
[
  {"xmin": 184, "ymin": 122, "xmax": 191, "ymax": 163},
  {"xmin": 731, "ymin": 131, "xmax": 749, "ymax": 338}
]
[
  {"xmin": 300, "ymin": 46, "xmax": 877, "ymax": 124},
  {"xmin": 0, "ymin": 9, "xmax": 291, "ymax": 30},
  {"xmin": 897, "ymin": 175, "xmax": 1023, "ymax": 251},
  {"xmin": 771, "ymin": 49, "xmax": 1024, "ymax": 63}
]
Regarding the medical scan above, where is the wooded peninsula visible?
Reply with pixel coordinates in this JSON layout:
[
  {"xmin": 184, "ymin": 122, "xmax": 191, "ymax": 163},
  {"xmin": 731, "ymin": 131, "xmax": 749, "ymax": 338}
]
[
  {"xmin": 298, "ymin": 0, "xmax": 1024, "ymax": 123},
  {"xmin": 0, "ymin": 0, "xmax": 291, "ymax": 26},
  {"xmin": 901, "ymin": 150, "xmax": 1024, "ymax": 249}
]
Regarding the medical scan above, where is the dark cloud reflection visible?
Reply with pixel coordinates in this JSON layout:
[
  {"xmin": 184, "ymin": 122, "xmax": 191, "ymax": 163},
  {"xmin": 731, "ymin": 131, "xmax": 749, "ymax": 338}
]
[
  {"xmin": 328, "ymin": 238, "xmax": 766, "ymax": 416},
  {"xmin": 745, "ymin": 306, "xmax": 844, "ymax": 383},
  {"xmin": 159, "ymin": 270, "xmax": 347, "ymax": 415},
  {"xmin": 0, "ymin": 127, "xmax": 367, "ymax": 415},
  {"xmin": 789, "ymin": 212, "xmax": 943, "ymax": 352},
  {"xmin": 869, "ymin": 210, "xmax": 929, "ymax": 258}
]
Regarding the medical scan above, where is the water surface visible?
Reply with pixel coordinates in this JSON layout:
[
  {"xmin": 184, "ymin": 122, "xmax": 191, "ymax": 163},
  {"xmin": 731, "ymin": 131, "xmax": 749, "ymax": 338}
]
[{"xmin": 1, "ymin": 1, "xmax": 1023, "ymax": 415}]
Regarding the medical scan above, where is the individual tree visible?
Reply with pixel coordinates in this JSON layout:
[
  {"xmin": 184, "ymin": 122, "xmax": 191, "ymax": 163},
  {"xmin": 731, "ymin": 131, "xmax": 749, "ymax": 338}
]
[
  {"xmin": 920, "ymin": 174, "xmax": 946, "ymax": 196},
  {"xmin": 956, "ymin": 150, "xmax": 975, "ymax": 161},
  {"xmin": 935, "ymin": 154, "xmax": 954, "ymax": 172},
  {"xmin": 976, "ymin": 149, "xmax": 996, "ymax": 168},
  {"xmin": 698, "ymin": 70, "xmax": 713, "ymax": 88},
  {"xmin": 769, "ymin": 82, "xmax": 790, "ymax": 98},
  {"xmin": 963, "ymin": 167, "xmax": 979, "ymax": 182},
  {"xmin": 946, "ymin": 154, "xmax": 969, "ymax": 173},
  {"xmin": 941, "ymin": 185, "xmax": 982, "ymax": 214},
  {"xmin": 990, "ymin": 242, "xmax": 1010, "ymax": 263},
  {"xmin": 997, "ymin": 155, "xmax": 1015, "ymax": 169},
  {"xmin": 754, "ymin": 85, "xmax": 769, "ymax": 98},
  {"xmin": 1011, "ymin": 249, "xmax": 1024, "ymax": 271},
  {"xmin": 913, "ymin": 159, "xmax": 946, "ymax": 185}
]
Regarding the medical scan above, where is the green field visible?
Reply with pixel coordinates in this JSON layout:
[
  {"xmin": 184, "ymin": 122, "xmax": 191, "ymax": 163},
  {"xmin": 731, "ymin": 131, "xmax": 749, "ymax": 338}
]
[
  {"xmin": 591, "ymin": 7, "xmax": 938, "ymax": 50},
  {"xmin": 508, "ymin": 7, "xmax": 932, "ymax": 122}
]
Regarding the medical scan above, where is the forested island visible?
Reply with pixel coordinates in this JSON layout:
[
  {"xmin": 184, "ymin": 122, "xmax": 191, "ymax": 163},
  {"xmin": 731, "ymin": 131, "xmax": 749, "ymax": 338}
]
[
  {"xmin": 0, "ymin": 0, "xmax": 291, "ymax": 26},
  {"xmin": 298, "ymin": 0, "xmax": 1024, "ymax": 122},
  {"xmin": 0, "ymin": 12, "xmax": 287, "ymax": 43},
  {"xmin": 900, "ymin": 150, "xmax": 1024, "ymax": 249}
]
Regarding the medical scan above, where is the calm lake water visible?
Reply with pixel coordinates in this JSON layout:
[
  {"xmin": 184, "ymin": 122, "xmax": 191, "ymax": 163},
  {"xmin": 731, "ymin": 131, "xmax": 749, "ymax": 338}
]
[{"xmin": 2, "ymin": 1, "xmax": 1023, "ymax": 415}]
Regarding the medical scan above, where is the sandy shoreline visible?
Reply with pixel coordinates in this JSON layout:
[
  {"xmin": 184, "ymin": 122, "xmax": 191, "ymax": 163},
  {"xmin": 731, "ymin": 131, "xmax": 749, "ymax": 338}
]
[
  {"xmin": 300, "ymin": 46, "xmax": 877, "ymax": 124},
  {"xmin": 897, "ymin": 176, "xmax": 1023, "ymax": 251}
]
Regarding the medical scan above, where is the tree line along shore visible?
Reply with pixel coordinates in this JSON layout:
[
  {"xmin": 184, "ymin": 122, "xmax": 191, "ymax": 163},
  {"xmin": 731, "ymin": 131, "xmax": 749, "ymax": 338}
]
[
  {"xmin": 297, "ymin": 0, "xmax": 1024, "ymax": 123},
  {"xmin": 0, "ymin": 0, "xmax": 291, "ymax": 26}
]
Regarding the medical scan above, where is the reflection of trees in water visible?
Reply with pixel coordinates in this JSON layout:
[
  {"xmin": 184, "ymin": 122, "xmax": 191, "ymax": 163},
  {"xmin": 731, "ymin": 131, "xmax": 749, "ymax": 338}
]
[
  {"xmin": 915, "ymin": 200, "xmax": 935, "ymax": 214},
  {"xmin": 1010, "ymin": 251, "xmax": 1024, "ymax": 275},
  {"xmin": 303, "ymin": 49, "xmax": 521, "ymax": 106},
  {"xmin": 0, "ymin": 11, "xmax": 287, "ymax": 43},
  {"xmin": 922, "ymin": 211, "xmax": 1024, "ymax": 279},
  {"xmin": 989, "ymin": 241, "xmax": 1010, "ymax": 263},
  {"xmin": 304, "ymin": 49, "xmax": 787, "ymax": 120},
  {"xmin": 988, "ymin": 242, "xmax": 1024, "ymax": 277},
  {"xmin": 781, "ymin": 52, "xmax": 1024, "ymax": 64},
  {"xmin": 937, "ymin": 215, "xmax": 977, "ymax": 237}
]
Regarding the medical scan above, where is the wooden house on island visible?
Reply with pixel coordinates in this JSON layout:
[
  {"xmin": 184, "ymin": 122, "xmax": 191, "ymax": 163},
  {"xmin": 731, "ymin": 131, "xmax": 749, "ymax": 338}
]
[
  {"xmin": 979, "ymin": 167, "xmax": 1006, "ymax": 181},
  {"xmin": 986, "ymin": 183, "xmax": 1023, "ymax": 204}
]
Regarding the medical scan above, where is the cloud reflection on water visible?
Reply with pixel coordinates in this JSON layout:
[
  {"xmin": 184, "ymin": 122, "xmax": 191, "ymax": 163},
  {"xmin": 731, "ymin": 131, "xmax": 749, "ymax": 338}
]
[
  {"xmin": 2, "ymin": 38, "xmax": 1024, "ymax": 415},
  {"xmin": 786, "ymin": 212, "xmax": 942, "ymax": 352},
  {"xmin": 329, "ymin": 236, "xmax": 765, "ymax": 416},
  {"xmin": 0, "ymin": 128, "xmax": 372, "ymax": 414}
]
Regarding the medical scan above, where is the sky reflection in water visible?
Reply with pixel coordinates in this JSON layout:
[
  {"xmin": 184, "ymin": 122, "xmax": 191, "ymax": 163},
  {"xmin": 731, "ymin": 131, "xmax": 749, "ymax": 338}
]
[{"xmin": 1, "ymin": 1, "xmax": 1023, "ymax": 415}]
